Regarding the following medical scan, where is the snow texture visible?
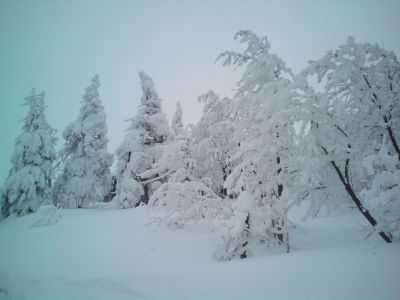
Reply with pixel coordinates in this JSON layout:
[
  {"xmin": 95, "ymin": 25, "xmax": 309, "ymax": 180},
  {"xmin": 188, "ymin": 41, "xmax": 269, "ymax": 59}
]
[{"xmin": 0, "ymin": 205, "xmax": 399, "ymax": 300}]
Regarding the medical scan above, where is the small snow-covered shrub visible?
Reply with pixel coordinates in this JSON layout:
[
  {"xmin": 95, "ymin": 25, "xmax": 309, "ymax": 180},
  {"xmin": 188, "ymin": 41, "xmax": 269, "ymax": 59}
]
[
  {"xmin": 114, "ymin": 176, "xmax": 144, "ymax": 209},
  {"xmin": 148, "ymin": 181, "xmax": 227, "ymax": 228},
  {"xmin": 31, "ymin": 205, "xmax": 62, "ymax": 228},
  {"xmin": 213, "ymin": 193, "xmax": 251, "ymax": 261},
  {"xmin": 213, "ymin": 191, "xmax": 289, "ymax": 261}
]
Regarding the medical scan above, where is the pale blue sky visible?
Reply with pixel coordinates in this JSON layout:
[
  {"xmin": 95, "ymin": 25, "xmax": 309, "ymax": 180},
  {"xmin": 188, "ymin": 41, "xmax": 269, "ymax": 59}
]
[{"xmin": 1, "ymin": 0, "xmax": 399, "ymax": 183}]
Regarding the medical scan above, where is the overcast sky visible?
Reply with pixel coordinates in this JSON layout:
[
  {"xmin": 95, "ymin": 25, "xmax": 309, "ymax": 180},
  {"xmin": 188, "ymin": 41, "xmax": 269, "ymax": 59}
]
[{"xmin": 1, "ymin": 0, "xmax": 399, "ymax": 183}]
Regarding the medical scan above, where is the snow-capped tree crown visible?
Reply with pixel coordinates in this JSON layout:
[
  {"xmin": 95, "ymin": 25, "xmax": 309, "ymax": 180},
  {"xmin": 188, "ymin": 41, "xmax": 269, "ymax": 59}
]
[
  {"xmin": 138, "ymin": 71, "xmax": 163, "ymax": 115},
  {"xmin": 80, "ymin": 74, "xmax": 104, "ymax": 121},
  {"xmin": 218, "ymin": 30, "xmax": 293, "ymax": 97},
  {"xmin": 301, "ymin": 36, "xmax": 400, "ymax": 170},
  {"xmin": 127, "ymin": 72, "xmax": 170, "ymax": 145}
]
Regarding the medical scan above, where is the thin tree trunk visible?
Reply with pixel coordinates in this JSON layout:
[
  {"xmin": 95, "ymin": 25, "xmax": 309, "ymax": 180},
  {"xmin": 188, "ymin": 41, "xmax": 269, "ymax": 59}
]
[
  {"xmin": 321, "ymin": 146, "xmax": 392, "ymax": 243},
  {"xmin": 240, "ymin": 214, "xmax": 250, "ymax": 259},
  {"xmin": 383, "ymin": 115, "xmax": 400, "ymax": 161},
  {"xmin": 285, "ymin": 225, "xmax": 290, "ymax": 254},
  {"xmin": 273, "ymin": 155, "xmax": 284, "ymax": 244}
]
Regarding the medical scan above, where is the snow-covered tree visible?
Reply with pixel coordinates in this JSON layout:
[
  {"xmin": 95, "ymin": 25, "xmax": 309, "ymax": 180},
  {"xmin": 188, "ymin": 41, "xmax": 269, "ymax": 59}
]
[
  {"xmin": 301, "ymin": 37, "xmax": 400, "ymax": 242},
  {"xmin": 284, "ymin": 74, "xmax": 351, "ymax": 219},
  {"xmin": 53, "ymin": 75, "xmax": 113, "ymax": 208},
  {"xmin": 1, "ymin": 89, "xmax": 57, "ymax": 218},
  {"xmin": 147, "ymin": 102, "xmax": 227, "ymax": 228},
  {"xmin": 191, "ymin": 90, "xmax": 234, "ymax": 196},
  {"xmin": 214, "ymin": 30, "xmax": 301, "ymax": 259},
  {"xmin": 113, "ymin": 128, "xmax": 146, "ymax": 208},
  {"xmin": 140, "ymin": 102, "xmax": 193, "ymax": 183},
  {"xmin": 114, "ymin": 72, "xmax": 169, "ymax": 208}
]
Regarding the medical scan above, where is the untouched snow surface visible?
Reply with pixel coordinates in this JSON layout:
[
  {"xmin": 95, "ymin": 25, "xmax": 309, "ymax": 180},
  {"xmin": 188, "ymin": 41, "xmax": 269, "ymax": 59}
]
[{"xmin": 0, "ymin": 205, "xmax": 399, "ymax": 300}]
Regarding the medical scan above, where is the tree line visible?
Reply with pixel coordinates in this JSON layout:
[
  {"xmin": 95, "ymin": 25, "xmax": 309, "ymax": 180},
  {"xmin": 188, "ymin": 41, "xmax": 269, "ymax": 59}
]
[{"xmin": 1, "ymin": 30, "xmax": 399, "ymax": 260}]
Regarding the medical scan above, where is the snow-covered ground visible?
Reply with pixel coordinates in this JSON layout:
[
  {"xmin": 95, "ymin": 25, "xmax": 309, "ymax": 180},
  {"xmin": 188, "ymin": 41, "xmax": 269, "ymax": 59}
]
[{"xmin": 0, "ymin": 205, "xmax": 399, "ymax": 300}]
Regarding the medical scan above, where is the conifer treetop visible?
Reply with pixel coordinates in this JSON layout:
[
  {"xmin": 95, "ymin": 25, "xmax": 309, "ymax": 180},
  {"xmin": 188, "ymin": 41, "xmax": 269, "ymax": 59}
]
[{"xmin": 138, "ymin": 71, "xmax": 162, "ymax": 115}]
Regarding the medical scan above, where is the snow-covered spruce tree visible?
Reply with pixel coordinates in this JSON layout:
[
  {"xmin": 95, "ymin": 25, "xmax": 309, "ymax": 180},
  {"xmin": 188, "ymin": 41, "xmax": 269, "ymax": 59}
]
[
  {"xmin": 147, "ymin": 102, "xmax": 228, "ymax": 228},
  {"xmin": 0, "ymin": 89, "xmax": 57, "ymax": 218},
  {"xmin": 191, "ymin": 90, "xmax": 235, "ymax": 197},
  {"xmin": 214, "ymin": 30, "xmax": 304, "ymax": 260},
  {"xmin": 114, "ymin": 72, "xmax": 169, "ymax": 208},
  {"xmin": 53, "ymin": 75, "xmax": 113, "ymax": 208},
  {"xmin": 301, "ymin": 37, "xmax": 399, "ymax": 242}
]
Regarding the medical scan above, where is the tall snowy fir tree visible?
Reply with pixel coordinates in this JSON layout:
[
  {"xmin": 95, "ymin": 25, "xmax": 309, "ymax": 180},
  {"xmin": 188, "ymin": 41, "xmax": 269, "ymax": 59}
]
[
  {"xmin": 0, "ymin": 90, "xmax": 57, "ymax": 218},
  {"xmin": 53, "ymin": 75, "xmax": 113, "ymax": 208},
  {"xmin": 114, "ymin": 72, "xmax": 169, "ymax": 208}
]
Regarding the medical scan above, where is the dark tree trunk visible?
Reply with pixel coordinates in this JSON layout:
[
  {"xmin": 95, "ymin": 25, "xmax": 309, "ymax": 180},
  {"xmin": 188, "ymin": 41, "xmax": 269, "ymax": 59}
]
[
  {"xmin": 384, "ymin": 115, "xmax": 400, "ymax": 161},
  {"xmin": 1, "ymin": 198, "xmax": 11, "ymax": 218},
  {"xmin": 137, "ymin": 184, "xmax": 149, "ymax": 206},
  {"xmin": 321, "ymin": 146, "xmax": 392, "ymax": 243},
  {"xmin": 240, "ymin": 214, "xmax": 250, "ymax": 259},
  {"xmin": 273, "ymin": 156, "xmax": 284, "ymax": 244}
]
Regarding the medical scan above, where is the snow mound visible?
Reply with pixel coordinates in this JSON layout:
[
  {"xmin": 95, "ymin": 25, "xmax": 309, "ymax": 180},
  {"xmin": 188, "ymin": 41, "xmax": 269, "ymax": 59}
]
[{"xmin": 30, "ymin": 205, "xmax": 62, "ymax": 228}]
